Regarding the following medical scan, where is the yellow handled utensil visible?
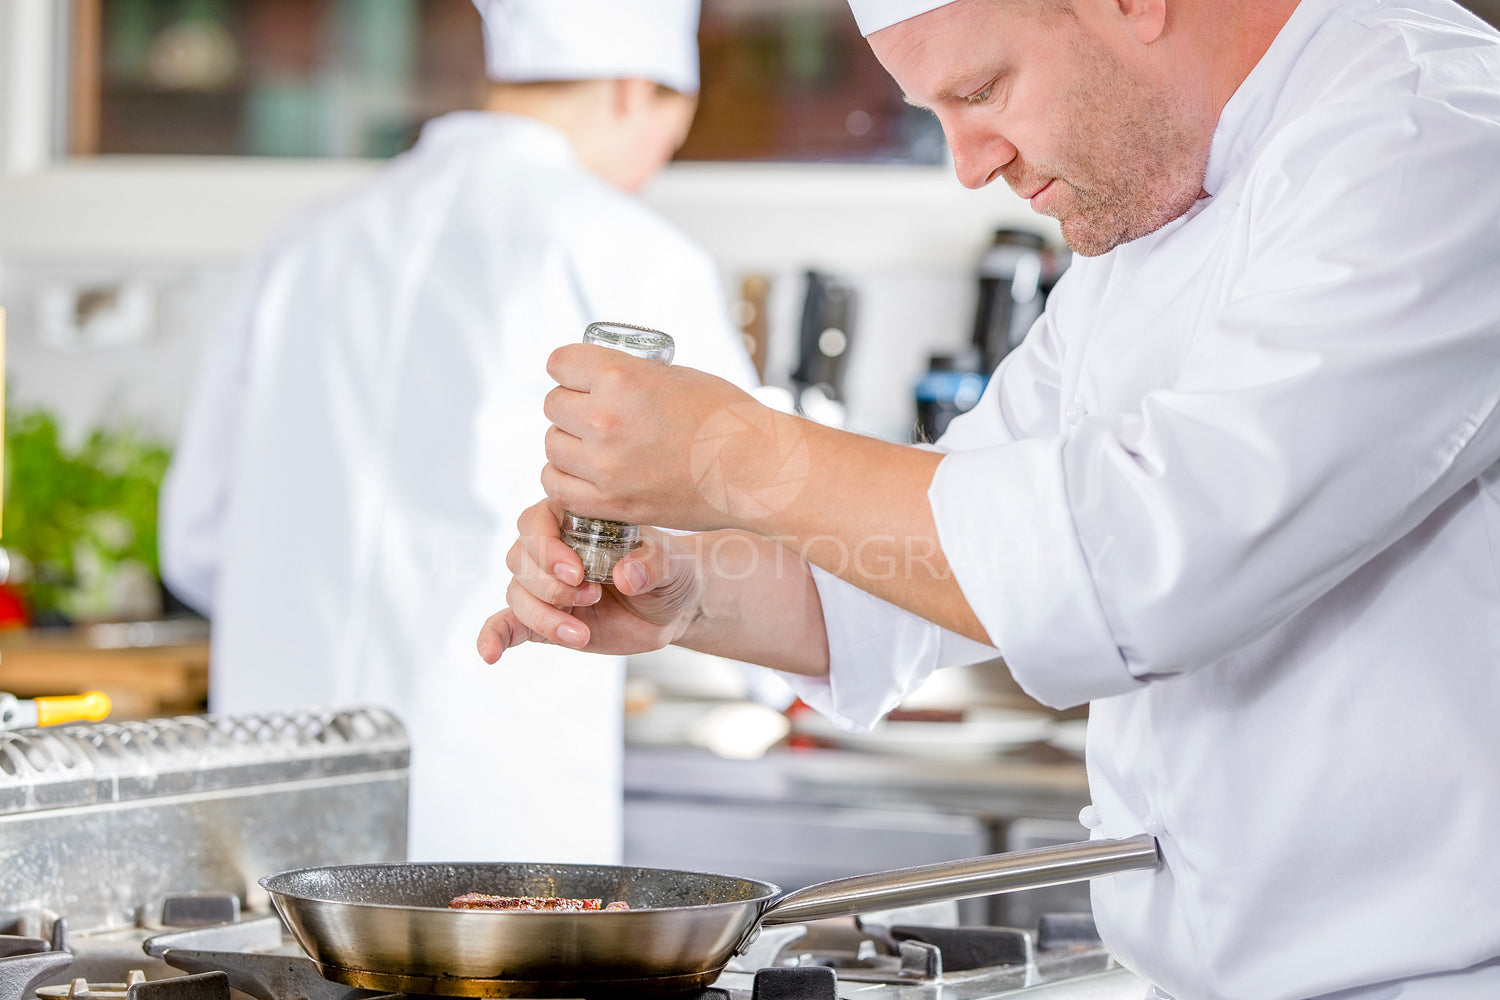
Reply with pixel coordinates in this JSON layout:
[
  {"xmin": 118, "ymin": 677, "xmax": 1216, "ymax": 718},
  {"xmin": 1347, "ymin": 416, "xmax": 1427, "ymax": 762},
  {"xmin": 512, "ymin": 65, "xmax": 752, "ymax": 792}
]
[{"xmin": 0, "ymin": 690, "xmax": 112, "ymax": 730}]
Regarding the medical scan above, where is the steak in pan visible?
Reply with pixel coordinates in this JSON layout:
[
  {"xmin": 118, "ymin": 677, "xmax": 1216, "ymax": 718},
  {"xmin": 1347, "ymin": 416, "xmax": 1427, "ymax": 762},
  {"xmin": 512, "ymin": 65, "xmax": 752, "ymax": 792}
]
[{"xmin": 448, "ymin": 893, "xmax": 630, "ymax": 911}]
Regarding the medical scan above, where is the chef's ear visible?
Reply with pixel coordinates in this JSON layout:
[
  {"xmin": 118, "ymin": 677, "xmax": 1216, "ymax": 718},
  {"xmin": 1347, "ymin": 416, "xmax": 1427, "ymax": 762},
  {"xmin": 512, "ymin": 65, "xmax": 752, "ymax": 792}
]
[
  {"xmin": 1111, "ymin": 0, "xmax": 1167, "ymax": 44},
  {"xmin": 611, "ymin": 78, "xmax": 658, "ymax": 119}
]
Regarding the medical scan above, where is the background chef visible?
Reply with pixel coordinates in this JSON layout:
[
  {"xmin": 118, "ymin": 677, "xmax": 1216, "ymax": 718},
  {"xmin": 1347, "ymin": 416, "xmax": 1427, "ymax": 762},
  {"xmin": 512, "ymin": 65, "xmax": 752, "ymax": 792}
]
[
  {"xmin": 160, "ymin": 0, "xmax": 756, "ymax": 863},
  {"xmin": 480, "ymin": 0, "xmax": 1500, "ymax": 995}
]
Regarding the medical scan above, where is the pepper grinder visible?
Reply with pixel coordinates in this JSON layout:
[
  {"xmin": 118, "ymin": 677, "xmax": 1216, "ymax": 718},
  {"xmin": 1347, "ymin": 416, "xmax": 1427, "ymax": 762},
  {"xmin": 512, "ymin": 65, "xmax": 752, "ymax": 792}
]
[{"xmin": 560, "ymin": 321, "xmax": 675, "ymax": 584}]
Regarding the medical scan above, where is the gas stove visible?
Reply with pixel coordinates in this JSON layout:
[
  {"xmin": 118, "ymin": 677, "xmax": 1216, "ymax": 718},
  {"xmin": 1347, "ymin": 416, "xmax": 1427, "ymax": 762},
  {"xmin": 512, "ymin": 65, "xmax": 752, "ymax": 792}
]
[
  {"xmin": 1, "ymin": 900, "xmax": 1145, "ymax": 1000},
  {"xmin": 717, "ymin": 910, "xmax": 1147, "ymax": 999},
  {"xmin": 1, "ymin": 712, "xmax": 1145, "ymax": 1000}
]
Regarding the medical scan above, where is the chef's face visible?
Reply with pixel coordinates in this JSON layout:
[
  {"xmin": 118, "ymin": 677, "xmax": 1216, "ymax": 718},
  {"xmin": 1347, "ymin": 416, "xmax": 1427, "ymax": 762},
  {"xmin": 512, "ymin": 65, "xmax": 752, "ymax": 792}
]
[
  {"xmin": 870, "ymin": 0, "xmax": 1212, "ymax": 256},
  {"xmin": 608, "ymin": 85, "xmax": 697, "ymax": 193}
]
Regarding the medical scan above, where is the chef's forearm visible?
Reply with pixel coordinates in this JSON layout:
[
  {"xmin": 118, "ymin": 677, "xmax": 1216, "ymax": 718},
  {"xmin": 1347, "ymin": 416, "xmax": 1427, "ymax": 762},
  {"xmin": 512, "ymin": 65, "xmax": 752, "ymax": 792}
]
[
  {"xmin": 740, "ymin": 421, "xmax": 992, "ymax": 647},
  {"xmin": 673, "ymin": 530, "xmax": 831, "ymax": 676}
]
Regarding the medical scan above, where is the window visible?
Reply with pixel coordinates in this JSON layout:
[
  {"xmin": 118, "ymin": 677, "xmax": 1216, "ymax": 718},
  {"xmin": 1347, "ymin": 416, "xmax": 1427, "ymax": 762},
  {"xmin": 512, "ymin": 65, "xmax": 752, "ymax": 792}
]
[
  {"xmin": 68, "ymin": 0, "xmax": 944, "ymax": 164},
  {"xmin": 72, "ymin": 0, "xmax": 485, "ymax": 158},
  {"xmin": 679, "ymin": 0, "xmax": 944, "ymax": 163},
  {"xmin": 60, "ymin": 0, "xmax": 1500, "ymax": 163}
]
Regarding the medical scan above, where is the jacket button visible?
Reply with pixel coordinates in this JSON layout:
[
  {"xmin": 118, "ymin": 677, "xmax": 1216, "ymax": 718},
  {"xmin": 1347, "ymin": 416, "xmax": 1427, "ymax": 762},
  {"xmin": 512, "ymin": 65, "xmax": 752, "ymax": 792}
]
[
  {"xmin": 1064, "ymin": 402, "xmax": 1087, "ymax": 425},
  {"xmin": 1078, "ymin": 805, "xmax": 1101, "ymax": 829},
  {"xmin": 1143, "ymin": 811, "xmax": 1166, "ymax": 836}
]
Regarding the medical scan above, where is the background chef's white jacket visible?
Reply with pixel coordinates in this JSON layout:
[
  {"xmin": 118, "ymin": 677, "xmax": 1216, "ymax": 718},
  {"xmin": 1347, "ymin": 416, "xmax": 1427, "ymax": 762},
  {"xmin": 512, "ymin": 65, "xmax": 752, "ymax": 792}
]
[
  {"xmin": 789, "ymin": 0, "xmax": 1500, "ymax": 997},
  {"xmin": 160, "ymin": 112, "xmax": 758, "ymax": 864}
]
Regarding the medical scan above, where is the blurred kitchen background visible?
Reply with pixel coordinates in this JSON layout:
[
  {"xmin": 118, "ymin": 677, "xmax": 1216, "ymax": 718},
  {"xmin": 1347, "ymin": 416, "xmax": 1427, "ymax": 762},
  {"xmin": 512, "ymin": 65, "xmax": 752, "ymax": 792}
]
[{"xmin": 3, "ymin": 0, "xmax": 1497, "ymax": 920}]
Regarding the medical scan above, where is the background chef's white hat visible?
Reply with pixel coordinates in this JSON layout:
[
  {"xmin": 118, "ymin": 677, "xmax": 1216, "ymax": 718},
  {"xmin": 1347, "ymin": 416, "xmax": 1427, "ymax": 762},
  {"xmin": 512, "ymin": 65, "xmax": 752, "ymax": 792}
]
[
  {"xmin": 846, "ymin": 0, "xmax": 962, "ymax": 36},
  {"xmin": 472, "ymin": 0, "xmax": 701, "ymax": 94}
]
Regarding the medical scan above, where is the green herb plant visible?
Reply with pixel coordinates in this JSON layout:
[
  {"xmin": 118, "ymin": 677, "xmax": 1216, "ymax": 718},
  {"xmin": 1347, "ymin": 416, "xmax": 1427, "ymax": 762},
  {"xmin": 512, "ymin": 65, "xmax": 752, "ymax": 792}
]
[{"xmin": 3, "ymin": 405, "xmax": 172, "ymax": 624}]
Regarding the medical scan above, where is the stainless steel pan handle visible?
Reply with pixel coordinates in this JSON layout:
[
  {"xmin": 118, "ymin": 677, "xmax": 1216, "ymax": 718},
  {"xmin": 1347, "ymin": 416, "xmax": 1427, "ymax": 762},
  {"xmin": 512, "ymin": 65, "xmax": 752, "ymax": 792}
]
[{"xmin": 760, "ymin": 834, "xmax": 1159, "ymax": 925}]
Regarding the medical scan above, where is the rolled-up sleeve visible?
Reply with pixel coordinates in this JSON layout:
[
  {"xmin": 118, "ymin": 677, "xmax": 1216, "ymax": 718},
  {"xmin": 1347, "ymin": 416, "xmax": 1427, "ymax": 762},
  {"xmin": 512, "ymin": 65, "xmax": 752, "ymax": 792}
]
[
  {"xmin": 928, "ymin": 439, "xmax": 1139, "ymax": 709},
  {"xmin": 784, "ymin": 301, "xmax": 1089, "ymax": 724},
  {"xmin": 781, "ymin": 564, "xmax": 1001, "ymax": 731}
]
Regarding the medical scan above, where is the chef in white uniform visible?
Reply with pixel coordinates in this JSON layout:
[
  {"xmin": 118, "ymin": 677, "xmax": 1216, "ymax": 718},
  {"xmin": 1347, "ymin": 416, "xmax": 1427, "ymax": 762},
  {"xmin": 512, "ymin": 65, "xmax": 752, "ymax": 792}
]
[
  {"xmin": 159, "ymin": 0, "xmax": 757, "ymax": 863},
  {"xmin": 480, "ymin": 0, "xmax": 1500, "ymax": 995}
]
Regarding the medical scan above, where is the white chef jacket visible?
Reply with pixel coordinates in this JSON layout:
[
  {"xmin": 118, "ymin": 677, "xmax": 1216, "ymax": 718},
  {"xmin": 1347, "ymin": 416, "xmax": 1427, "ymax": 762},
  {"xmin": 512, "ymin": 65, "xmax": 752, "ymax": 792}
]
[
  {"xmin": 160, "ymin": 112, "xmax": 757, "ymax": 864},
  {"xmin": 790, "ymin": 0, "xmax": 1500, "ymax": 997}
]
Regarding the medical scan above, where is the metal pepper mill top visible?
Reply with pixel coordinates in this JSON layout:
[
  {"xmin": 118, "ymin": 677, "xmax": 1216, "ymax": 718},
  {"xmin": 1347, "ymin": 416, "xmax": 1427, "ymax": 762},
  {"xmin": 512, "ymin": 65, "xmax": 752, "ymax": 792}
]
[{"xmin": 560, "ymin": 322, "xmax": 675, "ymax": 584}]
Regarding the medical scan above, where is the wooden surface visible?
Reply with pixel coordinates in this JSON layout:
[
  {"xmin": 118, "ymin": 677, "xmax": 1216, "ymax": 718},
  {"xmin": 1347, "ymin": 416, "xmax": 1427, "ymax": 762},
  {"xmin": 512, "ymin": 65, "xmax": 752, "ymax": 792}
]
[{"xmin": 0, "ymin": 626, "xmax": 209, "ymax": 721}]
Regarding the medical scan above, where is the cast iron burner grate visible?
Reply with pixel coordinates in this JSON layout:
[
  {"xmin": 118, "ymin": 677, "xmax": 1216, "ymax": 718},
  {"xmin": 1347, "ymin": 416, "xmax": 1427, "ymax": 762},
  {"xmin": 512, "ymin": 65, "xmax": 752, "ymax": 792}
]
[
  {"xmin": 0, "ymin": 950, "xmax": 75, "ymax": 1000},
  {"xmin": 785, "ymin": 912, "xmax": 1107, "ymax": 987},
  {"xmin": 0, "ymin": 941, "xmax": 228, "ymax": 1000}
]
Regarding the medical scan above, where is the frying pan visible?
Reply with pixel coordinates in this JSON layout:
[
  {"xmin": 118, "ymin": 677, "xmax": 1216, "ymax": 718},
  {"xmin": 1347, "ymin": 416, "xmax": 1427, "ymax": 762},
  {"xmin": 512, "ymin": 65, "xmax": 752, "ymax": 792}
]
[{"xmin": 261, "ymin": 834, "xmax": 1157, "ymax": 998}]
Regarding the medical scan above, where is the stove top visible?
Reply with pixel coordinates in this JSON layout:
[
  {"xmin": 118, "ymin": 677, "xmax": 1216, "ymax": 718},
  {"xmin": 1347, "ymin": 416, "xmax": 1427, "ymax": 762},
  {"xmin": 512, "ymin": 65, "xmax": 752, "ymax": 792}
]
[
  {"xmin": 1, "ymin": 712, "xmax": 1144, "ymax": 1000},
  {"xmin": 1, "ymin": 898, "xmax": 1146, "ymax": 1000}
]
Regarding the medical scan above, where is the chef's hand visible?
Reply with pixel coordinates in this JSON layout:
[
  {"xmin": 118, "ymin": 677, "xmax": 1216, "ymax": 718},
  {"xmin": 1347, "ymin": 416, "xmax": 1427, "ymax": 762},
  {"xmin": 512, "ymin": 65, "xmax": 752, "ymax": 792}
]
[
  {"xmin": 543, "ymin": 344, "xmax": 787, "ymax": 532},
  {"xmin": 476, "ymin": 498, "xmax": 702, "ymax": 663}
]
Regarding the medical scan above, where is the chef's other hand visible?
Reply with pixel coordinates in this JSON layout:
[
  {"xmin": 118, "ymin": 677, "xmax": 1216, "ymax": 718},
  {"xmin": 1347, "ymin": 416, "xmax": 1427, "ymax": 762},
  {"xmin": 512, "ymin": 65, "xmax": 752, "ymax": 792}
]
[
  {"xmin": 543, "ymin": 344, "xmax": 777, "ymax": 531},
  {"xmin": 476, "ymin": 497, "xmax": 702, "ymax": 663}
]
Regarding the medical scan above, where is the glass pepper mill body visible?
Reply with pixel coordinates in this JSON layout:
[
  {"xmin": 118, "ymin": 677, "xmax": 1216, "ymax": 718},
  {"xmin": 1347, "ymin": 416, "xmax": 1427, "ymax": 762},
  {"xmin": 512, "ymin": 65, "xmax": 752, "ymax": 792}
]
[{"xmin": 560, "ymin": 322, "xmax": 675, "ymax": 584}]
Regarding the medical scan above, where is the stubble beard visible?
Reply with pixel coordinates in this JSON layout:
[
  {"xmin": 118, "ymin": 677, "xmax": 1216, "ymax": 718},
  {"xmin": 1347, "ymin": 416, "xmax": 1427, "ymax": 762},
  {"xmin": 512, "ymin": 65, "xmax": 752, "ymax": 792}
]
[{"xmin": 1043, "ymin": 37, "xmax": 1209, "ymax": 257}]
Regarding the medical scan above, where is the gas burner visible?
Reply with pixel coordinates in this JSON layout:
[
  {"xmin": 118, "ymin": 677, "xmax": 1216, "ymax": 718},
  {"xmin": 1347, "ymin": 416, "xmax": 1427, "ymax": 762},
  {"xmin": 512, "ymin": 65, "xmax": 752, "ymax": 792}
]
[
  {"xmin": 36, "ymin": 970, "xmax": 151, "ymax": 1000},
  {"xmin": 26, "ymin": 968, "xmax": 231, "ymax": 1000}
]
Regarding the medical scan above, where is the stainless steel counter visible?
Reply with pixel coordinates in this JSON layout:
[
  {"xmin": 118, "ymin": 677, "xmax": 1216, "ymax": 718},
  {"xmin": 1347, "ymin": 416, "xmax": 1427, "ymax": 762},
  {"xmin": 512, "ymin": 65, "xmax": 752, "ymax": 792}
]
[
  {"xmin": 623, "ymin": 744, "xmax": 1092, "ymax": 926},
  {"xmin": 626, "ymin": 743, "xmax": 1089, "ymax": 816}
]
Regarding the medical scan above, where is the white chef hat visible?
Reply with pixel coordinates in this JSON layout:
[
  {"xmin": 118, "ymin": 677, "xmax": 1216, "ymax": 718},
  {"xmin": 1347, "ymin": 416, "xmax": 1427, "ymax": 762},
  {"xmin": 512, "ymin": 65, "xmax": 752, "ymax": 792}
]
[
  {"xmin": 846, "ymin": 0, "xmax": 962, "ymax": 36},
  {"xmin": 472, "ymin": 0, "xmax": 701, "ymax": 94}
]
